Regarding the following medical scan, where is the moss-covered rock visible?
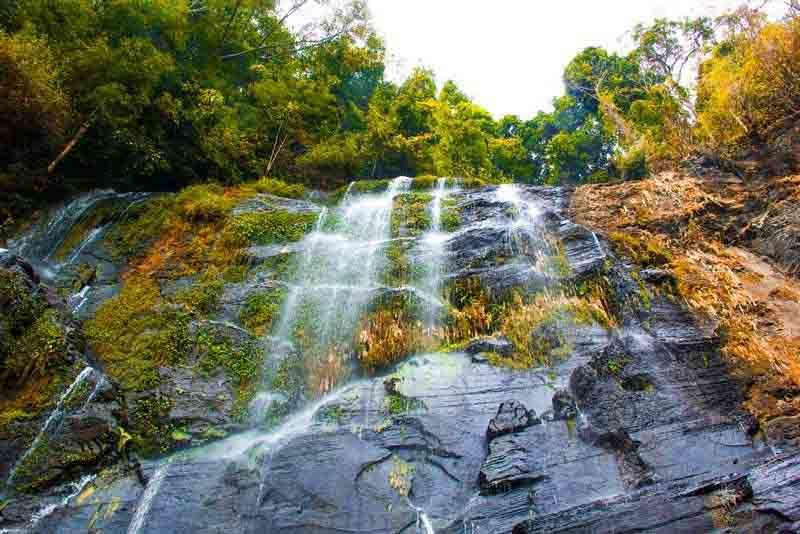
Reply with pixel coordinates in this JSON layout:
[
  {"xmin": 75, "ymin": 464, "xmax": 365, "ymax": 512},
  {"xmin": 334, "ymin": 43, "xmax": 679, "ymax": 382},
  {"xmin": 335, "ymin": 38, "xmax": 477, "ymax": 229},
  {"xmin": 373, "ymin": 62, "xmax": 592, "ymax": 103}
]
[{"xmin": 390, "ymin": 192, "xmax": 432, "ymax": 238}]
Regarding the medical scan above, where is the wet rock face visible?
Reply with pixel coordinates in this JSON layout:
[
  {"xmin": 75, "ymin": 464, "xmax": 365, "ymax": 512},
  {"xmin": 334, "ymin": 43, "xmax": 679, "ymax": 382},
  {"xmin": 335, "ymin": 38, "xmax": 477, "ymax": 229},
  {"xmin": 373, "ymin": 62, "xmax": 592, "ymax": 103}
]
[
  {"xmin": 487, "ymin": 400, "xmax": 541, "ymax": 441},
  {"xmin": 551, "ymin": 390, "xmax": 577, "ymax": 420},
  {"xmin": 3, "ymin": 184, "xmax": 800, "ymax": 534}
]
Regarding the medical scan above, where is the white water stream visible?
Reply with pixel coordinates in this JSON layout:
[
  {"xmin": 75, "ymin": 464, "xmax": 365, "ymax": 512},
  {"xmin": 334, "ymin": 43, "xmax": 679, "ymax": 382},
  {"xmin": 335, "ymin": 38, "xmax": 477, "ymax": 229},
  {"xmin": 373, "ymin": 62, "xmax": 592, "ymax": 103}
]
[{"xmin": 4, "ymin": 367, "xmax": 95, "ymax": 490}]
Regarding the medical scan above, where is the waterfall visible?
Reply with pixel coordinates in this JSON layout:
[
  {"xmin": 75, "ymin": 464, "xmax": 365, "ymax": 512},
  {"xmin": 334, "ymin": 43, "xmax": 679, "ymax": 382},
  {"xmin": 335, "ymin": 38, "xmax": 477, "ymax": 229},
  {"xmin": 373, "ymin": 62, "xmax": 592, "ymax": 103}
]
[
  {"xmin": 65, "ymin": 224, "xmax": 107, "ymax": 265},
  {"xmin": 7, "ymin": 190, "xmax": 117, "ymax": 262},
  {"xmin": 495, "ymin": 184, "xmax": 551, "ymax": 268},
  {"xmin": 418, "ymin": 178, "xmax": 455, "ymax": 327},
  {"xmin": 261, "ymin": 177, "xmax": 411, "ymax": 404},
  {"xmin": 26, "ymin": 474, "xmax": 96, "ymax": 531},
  {"xmin": 127, "ymin": 461, "xmax": 171, "ymax": 534},
  {"xmin": 4, "ymin": 367, "xmax": 94, "ymax": 490}
]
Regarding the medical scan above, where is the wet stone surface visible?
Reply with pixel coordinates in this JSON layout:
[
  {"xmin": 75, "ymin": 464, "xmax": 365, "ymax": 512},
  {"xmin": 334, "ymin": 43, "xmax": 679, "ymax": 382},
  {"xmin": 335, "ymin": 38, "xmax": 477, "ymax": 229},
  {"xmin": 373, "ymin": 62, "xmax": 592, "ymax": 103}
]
[{"xmin": 1, "ymin": 184, "xmax": 799, "ymax": 533}]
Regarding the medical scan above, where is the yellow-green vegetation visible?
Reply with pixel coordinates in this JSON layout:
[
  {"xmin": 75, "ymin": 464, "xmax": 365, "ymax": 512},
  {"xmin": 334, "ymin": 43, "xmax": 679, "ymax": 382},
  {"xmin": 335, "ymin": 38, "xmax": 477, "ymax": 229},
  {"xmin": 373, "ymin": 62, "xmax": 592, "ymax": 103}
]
[
  {"xmin": 105, "ymin": 196, "xmax": 177, "ymax": 259},
  {"xmin": 609, "ymin": 231, "xmax": 672, "ymax": 267},
  {"xmin": 5, "ymin": 310, "xmax": 68, "ymax": 382},
  {"xmin": 440, "ymin": 197, "xmax": 461, "ymax": 232},
  {"xmin": 391, "ymin": 192, "xmax": 433, "ymax": 238},
  {"xmin": 385, "ymin": 392, "xmax": 425, "ymax": 415},
  {"xmin": 410, "ymin": 175, "xmax": 439, "ymax": 190},
  {"xmin": 492, "ymin": 292, "xmax": 611, "ymax": 369},
  {"xmin": 128, "ymin": 397, "xmax": 173, "ymax": 455},
  {"xmin": 84, "ymin": 276, "xmax": 191, "ymax": 392},
  {"xmin": 249, "ymin": 177, "xmax": 307, "ymax": 199},
  {"xmin": 196, "ymin": 329, "xmax": 261, "ymax": 419},
  {"xmin": 0, "ymin": 269, "xmax": 75, "ymax": 426},
  {"xmin": 175, "ymin": 184, "xmax": 237, "ymax": 222},
  {"xmin": 383, "ymin": 239, "xmax": 413, "ymax": 287},
  {"xmin": 443, "ymin": 277, "xmax": 497, "ymax": 344},
  {"xmin": 239, "ymin": 287, "xmax": 286, "ymax": 336},
  {"xmin": 358, "ymin": 295, "xmax": 429, "ymax": 373},
  {"xmin": 226, "ymin": 211, "xmax": 318, "ymax": 246},
  {"xmin": 174, "ymin": 268, "xmax": 227, "ymax": 317},
  {"xmin": 388, "ymin": 456, "xmax": 414, "ymax": 497},
  {"xmin": 696, "ymin": 17, "xmax": 800, "ymax": 156}
]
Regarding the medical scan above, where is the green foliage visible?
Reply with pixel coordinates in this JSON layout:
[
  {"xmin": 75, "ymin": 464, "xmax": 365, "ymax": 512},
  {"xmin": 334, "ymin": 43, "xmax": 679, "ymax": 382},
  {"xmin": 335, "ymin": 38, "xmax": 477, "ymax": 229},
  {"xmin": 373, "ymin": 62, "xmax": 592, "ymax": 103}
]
[{"xmin": 176, "ymin": 184, "xmax": 235, "ymax": 222}]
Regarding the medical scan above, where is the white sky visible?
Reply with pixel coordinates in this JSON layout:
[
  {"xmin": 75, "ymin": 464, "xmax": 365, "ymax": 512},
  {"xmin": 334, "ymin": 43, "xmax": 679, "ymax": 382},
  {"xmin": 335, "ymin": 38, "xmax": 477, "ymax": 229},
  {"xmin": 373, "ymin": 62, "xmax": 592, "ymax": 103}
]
[{"xmin": 366, "ymin": 0, "xmax": 787, "ymax": 118}]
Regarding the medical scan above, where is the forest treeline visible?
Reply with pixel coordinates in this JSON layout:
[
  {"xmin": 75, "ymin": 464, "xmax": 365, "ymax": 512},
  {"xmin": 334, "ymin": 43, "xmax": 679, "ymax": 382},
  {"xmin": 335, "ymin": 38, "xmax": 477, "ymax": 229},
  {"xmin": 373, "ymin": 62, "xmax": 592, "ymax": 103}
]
[{"xmin": 1, "ymin": 1, "xmax": 799, "ymax": 227}]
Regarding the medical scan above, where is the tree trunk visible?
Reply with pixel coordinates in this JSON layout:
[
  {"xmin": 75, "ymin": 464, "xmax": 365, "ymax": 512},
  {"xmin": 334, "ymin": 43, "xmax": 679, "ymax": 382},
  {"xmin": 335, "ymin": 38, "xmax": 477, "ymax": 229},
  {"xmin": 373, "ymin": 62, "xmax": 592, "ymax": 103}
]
[{"xmin": 48, "ymin": 120, "xmax": 91, "ymax": 175}]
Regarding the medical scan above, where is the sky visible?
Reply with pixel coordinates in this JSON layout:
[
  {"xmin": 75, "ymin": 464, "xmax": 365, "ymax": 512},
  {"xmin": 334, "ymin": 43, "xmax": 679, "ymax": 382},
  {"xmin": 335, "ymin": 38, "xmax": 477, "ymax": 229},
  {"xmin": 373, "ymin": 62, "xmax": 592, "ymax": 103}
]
[{"xmin": 366, "ymin": 0, "xmax": 787, "ymax": 118}]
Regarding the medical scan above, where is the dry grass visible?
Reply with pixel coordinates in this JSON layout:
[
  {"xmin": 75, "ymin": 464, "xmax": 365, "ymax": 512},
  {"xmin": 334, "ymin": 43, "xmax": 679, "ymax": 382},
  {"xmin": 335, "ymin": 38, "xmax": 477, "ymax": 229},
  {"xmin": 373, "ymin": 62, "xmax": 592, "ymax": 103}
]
[
  {"xmin": 358, "ymin": 307, "xmax": 428, "ymax": 373},
  {"xmin": 572, "ymin": 171, "xmax": 800, "ymax": 421}
]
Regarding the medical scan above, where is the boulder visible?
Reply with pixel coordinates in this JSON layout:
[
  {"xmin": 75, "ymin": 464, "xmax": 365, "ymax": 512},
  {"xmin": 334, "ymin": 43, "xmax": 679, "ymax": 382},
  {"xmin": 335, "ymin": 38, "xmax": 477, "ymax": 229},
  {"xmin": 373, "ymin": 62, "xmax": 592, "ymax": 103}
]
[{"xmin": 486, "ymin": 400, "xmax": 540, "ymax": 441}]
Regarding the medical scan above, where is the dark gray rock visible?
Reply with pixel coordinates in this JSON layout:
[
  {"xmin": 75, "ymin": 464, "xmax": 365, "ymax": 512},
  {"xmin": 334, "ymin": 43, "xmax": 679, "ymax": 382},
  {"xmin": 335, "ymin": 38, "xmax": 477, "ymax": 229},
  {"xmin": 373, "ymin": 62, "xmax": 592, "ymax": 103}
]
[
  {"xmin": 465, "ymin": 336, "xmax": 515, "ymax": 357},
  {"xmin": 551, "ymin": 390, "xmax": 577, "ymax": 420},
  {"xmin": 487, "ymin": 401, "xmax": 540, "ymax": 441}
]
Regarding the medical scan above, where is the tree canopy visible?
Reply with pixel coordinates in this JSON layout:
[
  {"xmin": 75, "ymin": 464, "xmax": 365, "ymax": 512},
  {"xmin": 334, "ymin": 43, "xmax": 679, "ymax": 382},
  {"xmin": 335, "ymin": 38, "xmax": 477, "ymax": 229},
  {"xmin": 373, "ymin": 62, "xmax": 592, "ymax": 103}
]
[{"xmin": 0, "ymin": 1, "xmax": 797, "ymax": 227}]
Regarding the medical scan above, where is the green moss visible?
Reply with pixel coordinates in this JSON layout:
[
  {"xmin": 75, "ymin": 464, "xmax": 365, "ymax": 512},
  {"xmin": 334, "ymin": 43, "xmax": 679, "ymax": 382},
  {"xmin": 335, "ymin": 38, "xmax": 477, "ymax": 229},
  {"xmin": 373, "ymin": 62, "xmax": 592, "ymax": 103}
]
[
  {"xmin": 129, "ymin": 397, "xmax": 173, "ymax": 455},
  {"xmin": 410, "ymin": 175, "xmax": 439, "ymax": 190},
  {"xmin": 262, "ymin": 400, "xmax": 291, "ymax": 429},
  {"xmin": 385, "ymin": 393, "xmax": 426, "ymax": 415},
  {"xmin": 239, "ymin": 287, "xmax": 286, "ymax": 335},
  {"xmin": 391, "ymin": 192, "xmax": 433, "ymax": 238},
  {"xmin": 249, "ymin": 177, "xmax": 307, "ymax": 199},
  {"xmin": 196, "ymin": 329, "xmax": 262, "ymax": 420},
  {"xmin": 383, "ymin": 239, "xmax": 413, "ymax": 286},
  {"xmin": 6, "ymin": 309, "xmax": 68, "ymax": 382},
  {"xmin": 176, "ymin": 184, "xmax": 235, "ymax": 222},
  {"xmin": 0, "ymin": 268, "xmax": 43, "ymax": 334},
  {"xmin": 85, "ymin": 277, "xmax": 192, "ymax": 392},
  {"xmin": 105, "ymin": 196, "xmax": 176, "ymax": 259},
  {"xmin": 174, "ymin": 270, "xmax": 226, "ymax": 316},
  {"xmin": 316, "ymin": 403, "xmax": 345, "ymax": 424},
  {"xmin": 226, "ymin": 211, "xmax": 318, "ymax": 246}
]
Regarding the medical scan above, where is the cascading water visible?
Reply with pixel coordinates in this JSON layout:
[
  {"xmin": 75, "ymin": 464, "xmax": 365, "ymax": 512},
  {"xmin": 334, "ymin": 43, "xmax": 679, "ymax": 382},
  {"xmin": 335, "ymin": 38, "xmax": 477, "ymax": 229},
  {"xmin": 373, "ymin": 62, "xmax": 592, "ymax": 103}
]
[
  {"xmin": 4, "ymin": 367, "xmax": 95, "ymax": 491},
  {"xmin": 495, "ymin": 184, "xmax": 553, "ymax": 270},
  {"xmin": 254, "ymin": 177, "xmax": 412, "ymax": 418},
  {"xmin": 126, "ymin": 460, "xmax": 171, "ymax": 534},
  {"xmin": 417, "ymin": 177, "xmax": 457, "ymax": 327}
]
